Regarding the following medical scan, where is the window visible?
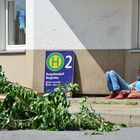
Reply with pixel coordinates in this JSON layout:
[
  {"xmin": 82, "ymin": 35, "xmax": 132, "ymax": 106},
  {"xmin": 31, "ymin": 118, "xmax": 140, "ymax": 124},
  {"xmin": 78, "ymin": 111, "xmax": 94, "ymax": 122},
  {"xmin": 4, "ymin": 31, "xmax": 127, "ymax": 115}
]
[{"xmin": 6, "ymin": 0, "xmax": 26, "ymax": 46}]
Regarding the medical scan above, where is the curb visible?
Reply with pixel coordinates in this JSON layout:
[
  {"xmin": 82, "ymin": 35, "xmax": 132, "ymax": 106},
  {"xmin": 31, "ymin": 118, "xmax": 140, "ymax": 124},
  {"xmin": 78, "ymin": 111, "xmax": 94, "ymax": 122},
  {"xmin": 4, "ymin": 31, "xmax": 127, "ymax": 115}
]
[{"xmin": 101, "ymin": 113, "xmax": 140, "ymax": 126}]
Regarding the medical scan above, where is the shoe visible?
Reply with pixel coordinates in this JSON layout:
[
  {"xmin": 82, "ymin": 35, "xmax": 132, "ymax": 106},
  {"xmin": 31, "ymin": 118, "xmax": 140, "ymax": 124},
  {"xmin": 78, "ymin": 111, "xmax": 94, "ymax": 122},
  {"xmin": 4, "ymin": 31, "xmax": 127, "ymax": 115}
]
[
  {"xmin": 127, "ymin": 90, "xmax": 140, "ymax": 99},
  {"xmin": 105, "ymin": 92, "xmax": 118, "ymax": 99},
  {"xmin": 115, "ymin": 91, "xmax": 126, "ymax": 99}
]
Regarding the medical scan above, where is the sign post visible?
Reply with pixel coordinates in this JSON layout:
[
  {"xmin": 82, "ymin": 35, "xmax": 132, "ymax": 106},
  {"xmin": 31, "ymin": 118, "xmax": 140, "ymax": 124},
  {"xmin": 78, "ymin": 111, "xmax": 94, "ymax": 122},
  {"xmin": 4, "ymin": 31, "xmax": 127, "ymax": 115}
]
[{"xmin": 44, "ymin": 51, "xmax": 74, "ymax": 96}]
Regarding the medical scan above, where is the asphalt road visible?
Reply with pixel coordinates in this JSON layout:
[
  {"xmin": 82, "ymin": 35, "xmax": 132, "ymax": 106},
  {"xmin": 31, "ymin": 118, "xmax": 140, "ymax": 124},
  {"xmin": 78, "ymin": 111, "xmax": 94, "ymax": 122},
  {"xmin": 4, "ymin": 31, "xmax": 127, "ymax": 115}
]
[{"xmin": 0, "ymin": 127, "xmax": 140, "ymax": 140}]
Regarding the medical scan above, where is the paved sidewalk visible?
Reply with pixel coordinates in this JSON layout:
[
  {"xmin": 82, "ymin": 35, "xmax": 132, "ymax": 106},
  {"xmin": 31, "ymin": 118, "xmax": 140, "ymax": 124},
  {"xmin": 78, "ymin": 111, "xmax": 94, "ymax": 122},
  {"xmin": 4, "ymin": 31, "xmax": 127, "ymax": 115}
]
[{"xmin": 69, "ymin": 97, "xmax": 140, "ymax": 126}]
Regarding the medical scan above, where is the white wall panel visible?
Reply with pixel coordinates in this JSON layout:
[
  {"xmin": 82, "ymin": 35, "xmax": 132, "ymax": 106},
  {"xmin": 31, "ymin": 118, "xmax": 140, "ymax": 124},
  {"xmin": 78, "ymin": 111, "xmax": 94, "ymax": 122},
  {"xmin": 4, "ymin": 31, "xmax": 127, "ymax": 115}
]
[{"xmin": 33, "ymin": 0, "xmax": 133, "ymax": 49}]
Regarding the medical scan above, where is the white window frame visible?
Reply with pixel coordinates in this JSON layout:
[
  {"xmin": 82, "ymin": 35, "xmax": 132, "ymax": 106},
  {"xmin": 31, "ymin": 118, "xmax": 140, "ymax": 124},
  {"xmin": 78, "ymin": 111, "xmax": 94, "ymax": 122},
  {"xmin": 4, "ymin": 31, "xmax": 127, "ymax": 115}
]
[{"xmin": 6, "ymin": 0, "xmax": 26, "ymax": 51}]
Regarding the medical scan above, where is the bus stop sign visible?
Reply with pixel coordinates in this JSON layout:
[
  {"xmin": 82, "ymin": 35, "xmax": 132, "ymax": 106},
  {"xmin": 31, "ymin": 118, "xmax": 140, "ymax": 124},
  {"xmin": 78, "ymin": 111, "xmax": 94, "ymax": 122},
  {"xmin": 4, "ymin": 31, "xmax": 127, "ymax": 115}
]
[{"xmin": 44, "ymin": 51, "xmax": 74, "ymax": 93}]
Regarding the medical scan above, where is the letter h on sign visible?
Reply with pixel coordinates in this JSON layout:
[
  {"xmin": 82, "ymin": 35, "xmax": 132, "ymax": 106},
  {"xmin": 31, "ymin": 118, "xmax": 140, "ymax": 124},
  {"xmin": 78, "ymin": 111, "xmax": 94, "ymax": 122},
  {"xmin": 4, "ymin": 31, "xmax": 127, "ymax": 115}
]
[{"xmin": 52, "ymin": 56, "xmax": 59, "ymax": 67}]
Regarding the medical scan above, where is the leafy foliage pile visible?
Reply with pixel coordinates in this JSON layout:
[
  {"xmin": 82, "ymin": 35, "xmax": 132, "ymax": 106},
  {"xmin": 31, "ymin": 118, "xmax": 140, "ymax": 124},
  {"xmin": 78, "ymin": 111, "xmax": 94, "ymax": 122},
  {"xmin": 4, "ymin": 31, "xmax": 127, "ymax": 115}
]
[
  {"xmin": 68, "ymin": 98, "xmax": 123, "ymax": 132},
  {"xmin": 0, "ymin": 66, "xmax": 9, "ymax": 94},
  {"xmin": 0, "ymin": 67, "xmax": 123, "ymax": 131}
]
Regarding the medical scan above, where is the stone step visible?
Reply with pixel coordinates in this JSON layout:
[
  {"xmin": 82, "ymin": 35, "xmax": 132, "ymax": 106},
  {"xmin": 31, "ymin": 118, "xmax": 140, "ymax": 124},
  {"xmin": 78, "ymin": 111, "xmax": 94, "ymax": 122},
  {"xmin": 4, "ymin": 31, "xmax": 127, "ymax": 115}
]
[{"xmin": 69, "ymin": 97, "xmax": 140, "ymax": 126}]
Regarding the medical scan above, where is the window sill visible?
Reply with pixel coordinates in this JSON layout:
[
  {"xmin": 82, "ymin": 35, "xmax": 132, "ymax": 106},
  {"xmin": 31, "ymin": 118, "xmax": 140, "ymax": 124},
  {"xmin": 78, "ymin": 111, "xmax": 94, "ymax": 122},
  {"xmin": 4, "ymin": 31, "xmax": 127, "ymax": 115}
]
[
  {"xmin": 129, "ymin": 49, "xmax": 140, "ymax": 53},
  {"xmin": 0, "ymin": 49, "xmax": 26, "ymax": 55}
]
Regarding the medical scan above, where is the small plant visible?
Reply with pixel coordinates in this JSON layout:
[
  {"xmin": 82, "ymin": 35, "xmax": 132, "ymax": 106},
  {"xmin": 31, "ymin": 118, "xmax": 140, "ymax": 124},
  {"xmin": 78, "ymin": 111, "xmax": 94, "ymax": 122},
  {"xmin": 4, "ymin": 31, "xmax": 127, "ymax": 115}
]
[
  {"xmin": 92, "ymin": 99, "xmax": 138, "ymax": 105},
  {"xmin": 66, "ymin": 98, "xmax": 124, "ymax": 132},
  {"xmin": 124, "ymin": 100, "xmax": 138, "ymax": 105},
  {"xmin": 0, "ymin": 66, "xmax": 9, "ymax": 94}
]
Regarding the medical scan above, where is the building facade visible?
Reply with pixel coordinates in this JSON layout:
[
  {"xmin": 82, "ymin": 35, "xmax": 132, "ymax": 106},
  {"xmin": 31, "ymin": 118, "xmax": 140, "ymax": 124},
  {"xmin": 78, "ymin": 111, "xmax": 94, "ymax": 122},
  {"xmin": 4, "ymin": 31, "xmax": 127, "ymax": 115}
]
[{"xmin": 0, "ymin": 0, "xmax": 140, "ymax": 94}]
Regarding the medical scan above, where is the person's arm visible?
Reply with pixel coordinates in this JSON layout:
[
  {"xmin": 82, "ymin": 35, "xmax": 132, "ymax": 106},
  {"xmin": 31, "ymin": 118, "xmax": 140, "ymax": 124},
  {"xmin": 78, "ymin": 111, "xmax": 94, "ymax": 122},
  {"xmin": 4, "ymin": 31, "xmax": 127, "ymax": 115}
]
[{"xmin": 129, "ymin": 82, "xmax": 137, "ymax": 90}]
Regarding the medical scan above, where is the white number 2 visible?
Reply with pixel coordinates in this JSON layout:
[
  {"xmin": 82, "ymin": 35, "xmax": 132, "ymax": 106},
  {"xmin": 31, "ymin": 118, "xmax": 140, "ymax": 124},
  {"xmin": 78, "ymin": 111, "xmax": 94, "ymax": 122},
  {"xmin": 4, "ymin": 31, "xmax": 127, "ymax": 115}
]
[{"xmin": 65, "ymin": 55, "xmax": 72, "ymax": 69}]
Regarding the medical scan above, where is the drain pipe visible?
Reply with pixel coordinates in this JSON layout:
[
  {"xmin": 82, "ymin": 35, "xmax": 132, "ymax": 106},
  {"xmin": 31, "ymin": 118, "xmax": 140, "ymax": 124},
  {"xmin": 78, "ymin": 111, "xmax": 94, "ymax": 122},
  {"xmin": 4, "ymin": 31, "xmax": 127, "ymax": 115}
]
[{"xmin": 0, "ymin": 0, "xmax": 6, "ymax": 51}]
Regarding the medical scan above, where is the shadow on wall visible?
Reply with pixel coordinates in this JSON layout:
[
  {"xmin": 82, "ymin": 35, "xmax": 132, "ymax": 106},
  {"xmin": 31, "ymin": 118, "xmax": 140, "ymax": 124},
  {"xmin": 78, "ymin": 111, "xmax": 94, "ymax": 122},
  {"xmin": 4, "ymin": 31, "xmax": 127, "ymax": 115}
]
[
  {"xmin": 49, "ymin": 0, "xmax": 125, "ymax": 73},
  {"xmin": 49, "ymin": 0, "xmax": 100, "ymax": 50},
  {"xmin": 49, "ymin": 0, "xmax": 124, "ymax": 50},
  {"xmin": 74, "ymin": 54, "xmax": 82, "ymax": 93},
  {"xmin": 74, "ymin": 50, "xmax": 125, "ymax": 94},
  {"xmin": 87, "ymin": 50, "xmax": 125, "ymax": 76},
  {"xmin": 49, "ymin": 0, "xmax": 126, "ymax": 94}
]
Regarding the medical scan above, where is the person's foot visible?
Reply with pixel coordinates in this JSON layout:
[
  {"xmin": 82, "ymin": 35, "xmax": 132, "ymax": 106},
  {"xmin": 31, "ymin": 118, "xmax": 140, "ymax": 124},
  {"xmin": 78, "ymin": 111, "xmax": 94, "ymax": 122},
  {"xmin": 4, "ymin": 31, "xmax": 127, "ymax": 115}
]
[
  {"xmin": 105, "ymin": 92, "xmax": 118, "ymax": 99},
  {"xmin": 115, "ymin": 91, "xmax": 127, "ymax": 99},
  {"xmin": 127, "ymin": 90, "xmax": 140, "ymax": 99}
]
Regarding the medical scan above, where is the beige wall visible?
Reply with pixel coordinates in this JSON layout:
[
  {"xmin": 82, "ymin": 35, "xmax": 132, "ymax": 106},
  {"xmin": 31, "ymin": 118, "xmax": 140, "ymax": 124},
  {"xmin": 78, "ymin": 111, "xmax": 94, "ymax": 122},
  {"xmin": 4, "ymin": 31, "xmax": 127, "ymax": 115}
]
[
  {"xmin": 0, "ymin": 50, "xmax": 34, "ymax": 88},
  {"xmin": 74, "ymin": 50, "xmax": 125, "ymax": 94},
  {"xmin": 32, "ymin": 50, "xmax": 125, "ymax": 94},
  {"xmin": 124, "ymin": 51, "xmax": 140, "ymax": 83},
  {"xmin": 1, "ymin": 50, "xmax": 140, "ymax": 95},
  {"xmin": 33, "ymin": 50, "xmax": 45, "ymax": 93}
]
